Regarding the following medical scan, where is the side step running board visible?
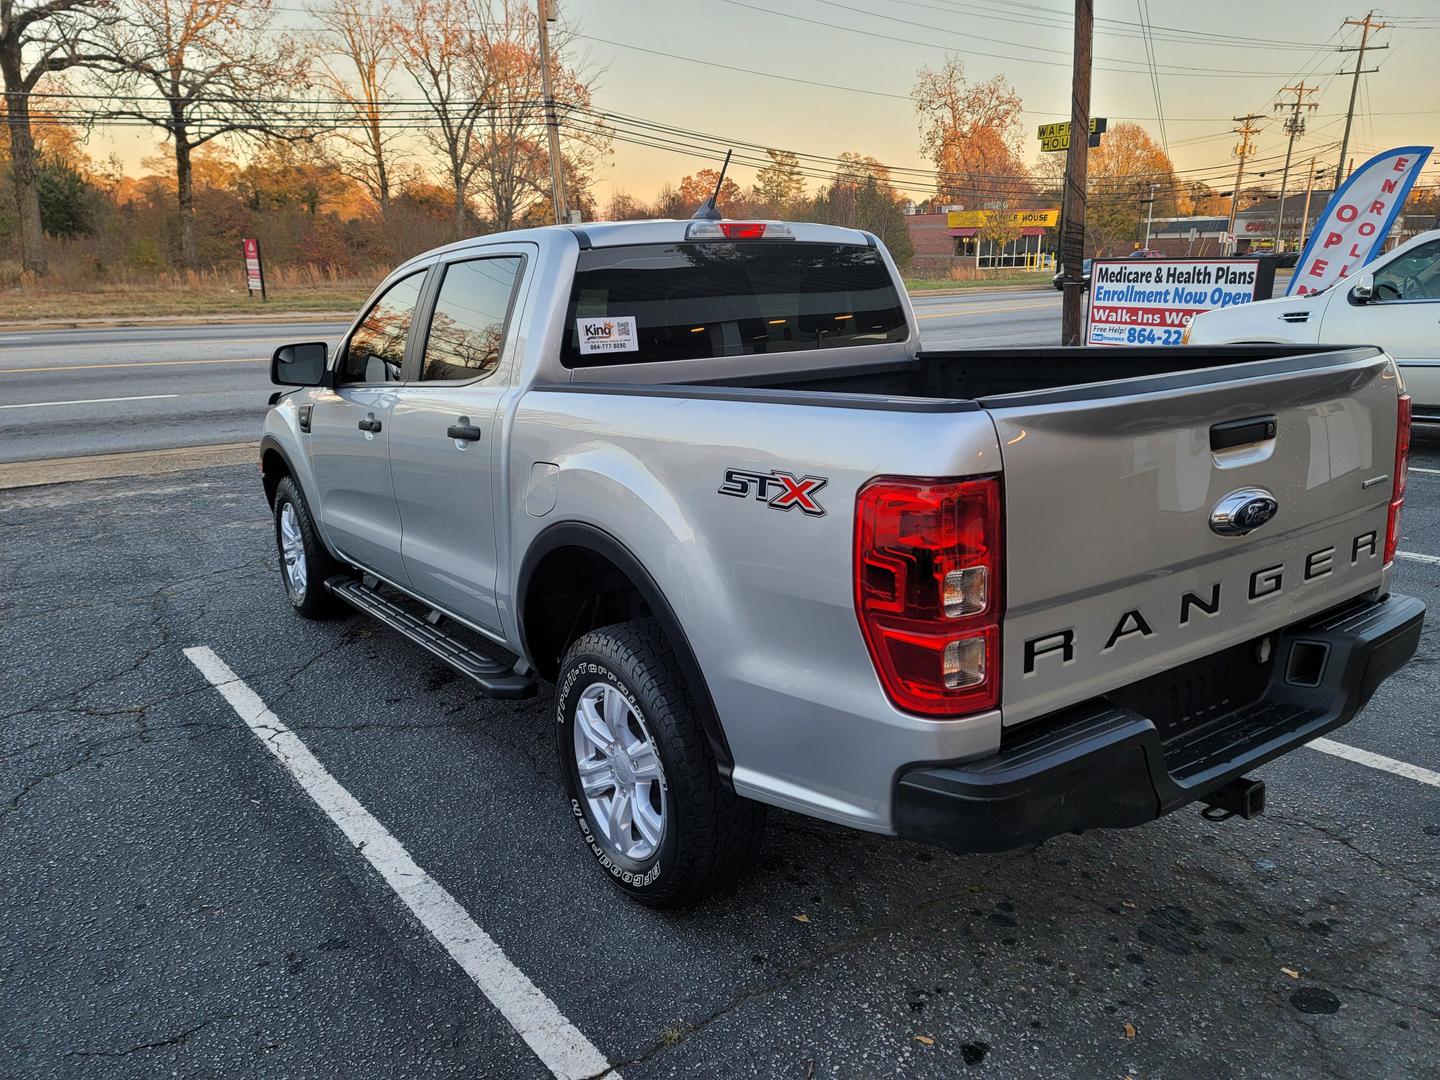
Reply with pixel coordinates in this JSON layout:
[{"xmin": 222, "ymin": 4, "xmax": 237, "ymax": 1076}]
[{"xmin": 325, "ymin": 575, "xmax": 538, "ymax": 700}]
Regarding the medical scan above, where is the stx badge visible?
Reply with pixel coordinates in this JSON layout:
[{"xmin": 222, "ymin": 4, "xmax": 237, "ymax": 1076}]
[{"xmin": 719, "ymin": 468, "xmax": 829, "ymax": 517}]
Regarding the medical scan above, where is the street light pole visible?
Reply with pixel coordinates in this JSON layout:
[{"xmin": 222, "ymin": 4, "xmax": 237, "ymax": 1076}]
[
  {"xmin": 1059, "ymin": 0, "xmax": 1092, "ymax": 347},
  {"xmin": 537, "ymin": 0, "xmax": 568, "ymax": 224}
]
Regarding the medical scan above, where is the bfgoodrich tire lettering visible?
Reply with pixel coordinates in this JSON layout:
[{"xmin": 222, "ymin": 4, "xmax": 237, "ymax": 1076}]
[{"xmin": 557, "ymin": 619, "xmax": 765, "ymax": 908}]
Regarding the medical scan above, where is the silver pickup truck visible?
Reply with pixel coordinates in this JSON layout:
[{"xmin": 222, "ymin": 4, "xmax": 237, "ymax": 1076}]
[{"xmin": 260, "ymin": 218, "xmax": 1423, "ymax": 907}]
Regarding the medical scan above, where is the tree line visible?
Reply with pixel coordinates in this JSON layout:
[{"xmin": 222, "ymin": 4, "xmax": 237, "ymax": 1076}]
[
  {"xmin": 2, "ymin": 0, "xmax": 606, "ymax": 276},
  {"xmin": 3, "ymin": 2, "xmax": 1267, "ymax": 286}
]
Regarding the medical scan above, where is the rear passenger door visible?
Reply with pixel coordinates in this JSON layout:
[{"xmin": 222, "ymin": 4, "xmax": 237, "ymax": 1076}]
[
  {"xmin": 387, "ymin": 248, "xmax": 530, "ymax": 633},
  {"xmin": 308, "ymin": 267, "xmax": 430, "ymax": 584}
]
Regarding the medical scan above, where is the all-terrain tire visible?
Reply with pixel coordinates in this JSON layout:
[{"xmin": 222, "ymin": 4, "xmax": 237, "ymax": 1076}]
[
  {"xmin": 272, "ymin": 475, "xmax": 343, "ymax": 619},
  {"xmin": 556, "ymin": 619, "xmax": 766, "ymax": 908}
]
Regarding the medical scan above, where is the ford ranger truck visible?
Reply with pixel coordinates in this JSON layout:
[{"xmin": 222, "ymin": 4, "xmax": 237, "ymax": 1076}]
[{"xmin": 258, "ymin": 218, "xmax": 1423, "ymax": 908}]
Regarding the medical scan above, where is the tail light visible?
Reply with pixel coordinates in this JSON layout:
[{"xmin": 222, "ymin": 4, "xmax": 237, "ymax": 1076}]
[
  {"xmin": 854, "ymin": 476, "xmax": 1003, "ymax": 717},
  {"xmin": 1384, "ymin": 393, "xmax": 1411, "ymax": 566}
]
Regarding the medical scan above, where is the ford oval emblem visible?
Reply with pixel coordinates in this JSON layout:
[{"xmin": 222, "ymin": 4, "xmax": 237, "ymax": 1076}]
[{"xmin": 1210, "ymin": 487, "xmax": 1279, "ymax": 537}]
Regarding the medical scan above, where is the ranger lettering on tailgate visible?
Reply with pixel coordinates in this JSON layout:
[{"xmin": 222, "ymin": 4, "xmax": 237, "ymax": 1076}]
[{"xmin": 1023, "ymin": 528, "xmax": 1380, "ymax": 675}]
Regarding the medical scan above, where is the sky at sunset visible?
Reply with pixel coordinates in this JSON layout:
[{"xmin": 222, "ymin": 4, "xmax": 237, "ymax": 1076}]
[{"xmin": 87, "ymin": 0, "xmax": 1440, "ymax": 207}]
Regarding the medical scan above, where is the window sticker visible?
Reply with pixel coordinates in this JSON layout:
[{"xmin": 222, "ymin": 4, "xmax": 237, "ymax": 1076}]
[{"xmin": 575, "ymin": 315, "xmax": 639, "ymax": 355}]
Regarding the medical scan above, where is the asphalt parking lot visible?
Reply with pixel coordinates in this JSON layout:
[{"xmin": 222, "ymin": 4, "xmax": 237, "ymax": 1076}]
[{"xmin": 3, "ymin": 431, "xmax": 1438, "ymax": 1078}]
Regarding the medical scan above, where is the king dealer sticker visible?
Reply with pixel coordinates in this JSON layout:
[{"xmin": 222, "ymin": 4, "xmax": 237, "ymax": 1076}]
[{"xmin": 576, "ymin": 315, "xmax": 639, "ymax": 355}]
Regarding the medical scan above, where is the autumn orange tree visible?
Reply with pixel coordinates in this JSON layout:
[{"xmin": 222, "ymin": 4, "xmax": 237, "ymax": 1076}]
[
  {"xmin": 1084, "ymin": 122, "xmax": 1178, "ymax": 254},
  {"xmin": 911, "ymin": 55, "xmax": 1031, "ymax": 210},
  {"xmin": 94, "ymin": 0, "xmax": 312, "ymax": 267},
  {"xmin": 678, "ymin": 168, "xmax": 743, "ymax": 214},
  {"xmin": 469, "ymin": 0, "xmax": 608, "ymax": 231}
]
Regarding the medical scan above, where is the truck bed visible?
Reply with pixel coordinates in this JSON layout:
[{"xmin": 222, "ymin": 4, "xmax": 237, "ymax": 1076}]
[{"xmin": 694, "ymin": 343, "xmax": 1374, "ymax": 404}]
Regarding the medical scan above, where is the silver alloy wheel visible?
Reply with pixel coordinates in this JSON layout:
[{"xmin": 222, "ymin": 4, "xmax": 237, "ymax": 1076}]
[
  {"xmin": 279, "ymin": 502, "xmax": 307, "ymax": 600},
  {"xmin": 573, "ymin": 682, "xmax": 667, "ymax": 861}
]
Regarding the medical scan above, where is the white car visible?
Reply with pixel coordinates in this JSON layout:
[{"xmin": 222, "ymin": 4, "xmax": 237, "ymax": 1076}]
[{"xmin": 1186, "ymin": 230, "xmax": 1440, "ymax": 419}]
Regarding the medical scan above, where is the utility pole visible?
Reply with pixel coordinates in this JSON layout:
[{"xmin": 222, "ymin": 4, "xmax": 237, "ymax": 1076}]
[
  {"xmin": 1224, "ymin": 114, "xmax": 1264, "ymax": 254},
  {"xmin": 1298, "ymin": 157, "xmax": 1318, "ymax": 250},
  {"xmin": 1142, "ymin": 181, "xmax": 1157, "ymax": 248},
  {"xmin": 537, "ymin": 0, "xmax": 568, "ymax": 224},
  {"xmin": 1060, "ymin": 0, "xmax": 1092, "ymax": 347},
  {"xmin": 1272, "ymin": 83, "xmax": 1317, "ymax": 251},
  {"xmin": 1335, "ymin": 12, "xmax": 1387, "ymax": 188}
]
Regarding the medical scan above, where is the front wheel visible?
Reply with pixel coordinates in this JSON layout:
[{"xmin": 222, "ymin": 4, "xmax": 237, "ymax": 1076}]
[
  {"xmin": 556, "ymin": 619, "xmax": 765, "ymax": 908},
  {"xmin": 272, "ymin": 475, "xmax": 342, "ymax": 619}
]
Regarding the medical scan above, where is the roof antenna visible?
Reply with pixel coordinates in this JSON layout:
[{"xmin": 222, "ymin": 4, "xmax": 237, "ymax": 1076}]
[{"xmin": 690, "ymin": 149, "xmax": 732, "ymax": 221}]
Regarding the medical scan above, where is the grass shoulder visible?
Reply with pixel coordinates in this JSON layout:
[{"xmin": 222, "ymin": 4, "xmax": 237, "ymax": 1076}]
[{"xmin": 903, "ymin": 272, "xmax": 1054, "ymax": 293}]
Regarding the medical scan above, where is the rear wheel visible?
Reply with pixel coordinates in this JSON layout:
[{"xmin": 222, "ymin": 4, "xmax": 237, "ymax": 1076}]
[
  {"xmin": 556, "ymin": 619, "xmax": 765, "ymax": 907},
  {"xmin": 273, "ymin": 476, "xmax": 342, "ymax": 619}
]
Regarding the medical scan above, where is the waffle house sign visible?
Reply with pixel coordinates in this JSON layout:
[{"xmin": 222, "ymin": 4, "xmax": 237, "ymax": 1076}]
[
  {"xmin": 946, "ymin": 208, "xmax": 1060, "ymax": 230},
  {"xmin": 1037, "ymin": 117, "xmax": 1108, "ymax": 152}
]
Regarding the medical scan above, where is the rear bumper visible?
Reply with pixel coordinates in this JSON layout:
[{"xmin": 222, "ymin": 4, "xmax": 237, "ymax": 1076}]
[{"xmin": 893, "ymin": 593, "xmax": 1424, "ymax": 855}]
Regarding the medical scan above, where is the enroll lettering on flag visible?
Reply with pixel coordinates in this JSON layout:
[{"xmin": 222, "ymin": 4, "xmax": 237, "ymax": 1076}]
[{"xmin": 1288, "ymin": 146, "xmax": 1432, "ymax": 296}]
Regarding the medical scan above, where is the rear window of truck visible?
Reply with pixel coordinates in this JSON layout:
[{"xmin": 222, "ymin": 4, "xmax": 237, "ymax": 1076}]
[{"xmin": 562, "ymin": 242, "xmax": 908, "ymax": 367}]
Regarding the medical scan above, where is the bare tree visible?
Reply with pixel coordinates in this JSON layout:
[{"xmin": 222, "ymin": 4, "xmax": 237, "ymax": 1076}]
[
  {"xmin": 1, "ymin": 0, "xmax": 111, "ymax": 273},
  {"xmin": 94, "ymin": 0, "xmax": 311, "ymax": 266},
  {"xmin": 314, "ymin": 0, "xmax": 404, "ymax": 214},
  {"xmin": 393, "ymin": 0, "xmax": 495, "ymax": 239},
  {"xmin": 469, "ymin": 0, "xmax": 607, "ymax": 230}
]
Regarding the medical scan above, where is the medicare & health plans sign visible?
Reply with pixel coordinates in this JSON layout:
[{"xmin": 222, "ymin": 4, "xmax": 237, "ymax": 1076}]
[{"xmin": 1085, "ymin": 259, "xmax": 1275, "ymax": 347}]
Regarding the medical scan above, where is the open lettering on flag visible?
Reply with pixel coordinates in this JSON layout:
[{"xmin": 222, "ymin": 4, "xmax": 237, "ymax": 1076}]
[{"xmin": 1289, "ymin": 146, "xmax": 1433, "ymax": 296}]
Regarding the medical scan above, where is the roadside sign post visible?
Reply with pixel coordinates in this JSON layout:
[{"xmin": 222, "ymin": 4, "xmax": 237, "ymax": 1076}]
[{"xmin": 242, "ymin": 237, "xmax": 267, "ymax": 302}]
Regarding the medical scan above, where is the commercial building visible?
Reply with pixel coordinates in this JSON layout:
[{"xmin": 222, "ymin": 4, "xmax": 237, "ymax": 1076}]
[
  {"xmin": 1146, "ymin": 190, "xmax": 1422, "ymax": 257},
  {"xmin": 905, "ymin": 208, "xmax": 1059, "ymax": 275}
]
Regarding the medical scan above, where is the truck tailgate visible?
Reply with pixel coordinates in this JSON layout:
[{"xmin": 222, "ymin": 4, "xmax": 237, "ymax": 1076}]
[{"xmin": 988, "ymin": 349, "xmax": 1401, "ymax": 726}]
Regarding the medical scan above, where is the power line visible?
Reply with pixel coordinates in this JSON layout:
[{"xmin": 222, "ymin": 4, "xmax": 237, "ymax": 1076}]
[
  {"xmin": 1135, "ymin": 0, "xmax": 1169, "ymax": 159},
  {"xmin": 717, "ymin": 0, "xmax": 1332, "ymax": 78}
]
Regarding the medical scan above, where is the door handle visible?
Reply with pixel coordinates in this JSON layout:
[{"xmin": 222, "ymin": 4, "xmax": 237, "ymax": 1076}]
[
  {"xmin": 447, "ymin": 422, "xmax": 482, "ymax": 442},
  {"xmin": 358, "ymin": 417, "xmax": 382, "ymax": 433},
  {"xmin": 1210, "ymin": 414, "xmax": 1276, "ymax": 451}
]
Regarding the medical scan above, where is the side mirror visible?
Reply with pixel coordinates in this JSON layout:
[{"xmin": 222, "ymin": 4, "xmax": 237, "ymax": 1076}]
[
  {"xmin": 1351, "ymin": 273, "xmax": 1375, "ymax": 304},
  {"xmin": 271, "ymin": 342, "xmax": 329, "ymax": 386}
]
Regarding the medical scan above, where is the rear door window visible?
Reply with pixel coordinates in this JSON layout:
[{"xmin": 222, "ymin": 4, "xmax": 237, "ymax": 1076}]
[
  {"xmin": 418, "ymin": 256, "xmax": 524, "ymax": 382},
  {"xmin": 562, "ymin": 242, "xmax": 908, "ymax": 368}
]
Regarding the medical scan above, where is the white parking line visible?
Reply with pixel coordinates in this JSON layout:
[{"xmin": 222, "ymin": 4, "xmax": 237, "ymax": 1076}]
[
  {"xmin": 1410, "ymin": 466, "xmax": 1440, "ymax": 475},
  {"xmin": 1396, "ymin": 551, "xmax": 1440, "ymax": 565},
  {"xmin": 0, "ymin": 393, "xmax": 179, "ymax": 410},
  {"xmin": 183, "ymin": 646, "xmax": 618, "ymax": 1080},
  {"xmin": 1308, "ymin": 737, "xmax": 1440, "ymax": 789}
]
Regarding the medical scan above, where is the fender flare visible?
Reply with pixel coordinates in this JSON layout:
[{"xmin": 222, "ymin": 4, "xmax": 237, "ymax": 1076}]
[
  {"xmin": 258, "ymin": 434, "xmax": 296, "ymax": 506},
  {"xmin": 517, "ymin": 521, "xmax": 736, "ymax": 784}
]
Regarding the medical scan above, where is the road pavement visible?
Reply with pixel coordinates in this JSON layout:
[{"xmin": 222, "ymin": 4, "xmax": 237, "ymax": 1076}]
[
  {"xmin": 5, "ymin": 290, "xmax": 1438, "ymax": 1079},
  {"xmin": 2, "ymin": 438, "xmax": 1437, "ymax": 1078},
  {"xmin": 0, "ymin": 291, "xmax": 1061, "ymax": 463}
]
